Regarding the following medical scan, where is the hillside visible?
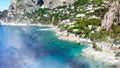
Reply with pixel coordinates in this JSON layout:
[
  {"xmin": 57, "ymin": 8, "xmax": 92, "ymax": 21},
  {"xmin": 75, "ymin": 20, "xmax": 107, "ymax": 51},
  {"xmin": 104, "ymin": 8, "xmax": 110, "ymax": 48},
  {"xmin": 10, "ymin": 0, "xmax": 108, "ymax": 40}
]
[{"xmin": 26, "ymin": 0, "xmax": 120, "ymax": 67}]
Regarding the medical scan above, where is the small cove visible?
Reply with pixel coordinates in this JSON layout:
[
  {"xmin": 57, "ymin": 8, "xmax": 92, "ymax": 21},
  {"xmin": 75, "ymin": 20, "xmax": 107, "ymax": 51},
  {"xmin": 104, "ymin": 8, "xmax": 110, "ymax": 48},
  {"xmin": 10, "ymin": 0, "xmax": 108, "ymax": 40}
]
[{"xmin": 0, "ymin": 25, "xmax": 116, "ymax": 68}]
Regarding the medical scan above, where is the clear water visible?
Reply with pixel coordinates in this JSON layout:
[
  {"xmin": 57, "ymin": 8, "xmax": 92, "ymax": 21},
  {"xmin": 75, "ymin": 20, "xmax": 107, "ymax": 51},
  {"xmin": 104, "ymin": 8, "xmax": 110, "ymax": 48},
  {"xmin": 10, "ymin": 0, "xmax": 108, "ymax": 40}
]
[{"xmin": 0, "ymin": 25, "xmax": 116, "ymax": 68}]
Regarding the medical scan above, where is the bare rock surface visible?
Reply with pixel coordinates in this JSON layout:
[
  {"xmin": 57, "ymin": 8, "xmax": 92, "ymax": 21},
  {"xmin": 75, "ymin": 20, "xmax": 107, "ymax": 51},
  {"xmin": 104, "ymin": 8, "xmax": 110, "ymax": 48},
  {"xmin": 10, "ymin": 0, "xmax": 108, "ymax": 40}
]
[{"xmin": 102, "ymin": 0, "xmax": 120, "ymax": 30}]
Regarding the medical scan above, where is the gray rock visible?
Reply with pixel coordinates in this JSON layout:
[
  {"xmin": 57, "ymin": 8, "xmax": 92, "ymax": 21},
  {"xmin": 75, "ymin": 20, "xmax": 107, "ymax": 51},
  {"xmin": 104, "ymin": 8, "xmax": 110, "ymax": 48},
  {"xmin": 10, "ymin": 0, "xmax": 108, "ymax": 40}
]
[
  {"xmin": 4, "ymin": 0, "xmax": 75, "ymax": 24},
  {"xmin": 43, "ymin": 0, "xmax": 75, "ymax": 8},
  {"xmin": 101, "ymin": 1, "xmax": 120, "ymax": 30},
  {"xmin": 6, "ymin": 0, "xmax": 41, "ymax": 24}
]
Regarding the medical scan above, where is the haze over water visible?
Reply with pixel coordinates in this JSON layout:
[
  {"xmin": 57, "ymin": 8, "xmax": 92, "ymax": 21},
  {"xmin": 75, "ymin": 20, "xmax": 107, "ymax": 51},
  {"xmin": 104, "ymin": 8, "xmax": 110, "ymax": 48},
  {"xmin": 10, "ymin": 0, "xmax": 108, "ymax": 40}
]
[{"xmin": 0, "ymin": 25, "xmax": 116, "ymax": 68}]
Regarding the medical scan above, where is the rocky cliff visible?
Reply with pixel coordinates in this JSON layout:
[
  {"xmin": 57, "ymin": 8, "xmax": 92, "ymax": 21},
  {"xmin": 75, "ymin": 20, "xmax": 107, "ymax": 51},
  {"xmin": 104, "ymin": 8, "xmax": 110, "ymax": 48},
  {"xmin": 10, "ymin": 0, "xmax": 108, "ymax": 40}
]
[
  {"xmin": 43, "ymin": 0, "xmax": 75, "ymax": 8},
  {"xmin": 101, "ymin": 0, "xmax": 120, "ymax": 30},
  {"xmin": 0, "ymin": 10, "xmax": 8, "ymax": 20},
  {"xmin": 2, "ymin": 0, "xmax": 75, "ymax": 24},
  {"xmin": 6, "ymin": 0, "xmax": 42, "ymax": 23}
]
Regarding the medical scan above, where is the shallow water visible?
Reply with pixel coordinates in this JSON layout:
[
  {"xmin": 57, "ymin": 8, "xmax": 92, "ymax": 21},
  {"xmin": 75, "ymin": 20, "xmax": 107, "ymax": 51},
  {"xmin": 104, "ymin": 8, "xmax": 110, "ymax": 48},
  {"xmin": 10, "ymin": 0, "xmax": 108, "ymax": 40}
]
[{"xmin": 0, "ymin": 25, "xmax": 116, "ymax": 68}]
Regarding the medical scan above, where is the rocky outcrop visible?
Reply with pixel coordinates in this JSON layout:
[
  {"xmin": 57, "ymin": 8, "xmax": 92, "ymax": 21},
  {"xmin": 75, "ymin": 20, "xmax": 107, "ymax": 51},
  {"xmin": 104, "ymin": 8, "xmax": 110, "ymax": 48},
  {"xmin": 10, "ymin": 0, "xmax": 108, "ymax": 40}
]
[
  {"xmin": 0, "ymin": 10, "xmax": 8, "ymax": 20},
  {"xmin": 101, "ymin": 0, "xmax": 120, "ymax": 30},
  {"xmin": 82, "ymin": 46, "xmax": 119, "ymax": 65},
  {"xmin": 43, "ymin": 0, "xmax": 75, "ymax": 8},
  {"xmin": 2, "ymin": 0, "xmax": 75, "ymax": 24},
  {"xmin": 6, "ymin": 0, "xmax": 42, "ymax": 24}
]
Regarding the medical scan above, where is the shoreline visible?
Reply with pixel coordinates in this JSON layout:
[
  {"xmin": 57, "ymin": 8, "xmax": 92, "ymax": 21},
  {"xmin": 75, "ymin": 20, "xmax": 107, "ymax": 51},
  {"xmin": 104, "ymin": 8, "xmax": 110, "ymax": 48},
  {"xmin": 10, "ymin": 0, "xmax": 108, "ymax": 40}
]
[
  {"xmin": 81, "ymin": 47, "xmax": 119, "ymax": 65},
  {"xmin": 0, "ymin": 22, "xmax": 120, "ymax": 67},
  {"xmin": 0, "ymin": 22, "xmax": 53, "ymax": 27},
  {"xmin": 51, "ymin": 26, "xmax": 120, "ymax": 67}
]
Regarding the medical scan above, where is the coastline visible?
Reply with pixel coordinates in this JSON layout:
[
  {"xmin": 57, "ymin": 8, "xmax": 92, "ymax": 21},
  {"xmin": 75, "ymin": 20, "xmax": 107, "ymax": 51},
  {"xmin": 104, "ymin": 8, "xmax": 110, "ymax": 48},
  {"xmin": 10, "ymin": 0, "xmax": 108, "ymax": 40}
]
[
  {"xmin": 81, "ymin": 47, "xmax": 119, "ymax": 65},
  {"xmin": 0, "ymin": 22, "xmax": 53, "ymax": 27},
  {"xmin": 0, "ymin": 22, "xmax": 120, "ymax": 67},
  {"xmin": 51, "ymin": 26, "xmax": 120, "ymax": 67}
]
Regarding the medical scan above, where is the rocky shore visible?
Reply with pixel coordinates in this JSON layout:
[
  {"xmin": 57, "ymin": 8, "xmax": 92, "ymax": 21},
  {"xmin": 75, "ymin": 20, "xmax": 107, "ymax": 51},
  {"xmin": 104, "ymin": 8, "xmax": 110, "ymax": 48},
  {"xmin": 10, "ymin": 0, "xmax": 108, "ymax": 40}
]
[
  {"xmin": 82, "ymin": 47, "xmax": 119, "ymax": 65},
  {"xmin": 0, "ymin": 21, "xmax": 120, "ymax": 68},
  {"xmin": 51, "ymin": 26, "xmax": 120, "ymax": 68},
  {"xmin": 1, "ymin": 21, "xmax": 120, "ymax": 68},
  {"xmin": 0, "ymin": 21, "xmax": 54, "ymax": 27}
]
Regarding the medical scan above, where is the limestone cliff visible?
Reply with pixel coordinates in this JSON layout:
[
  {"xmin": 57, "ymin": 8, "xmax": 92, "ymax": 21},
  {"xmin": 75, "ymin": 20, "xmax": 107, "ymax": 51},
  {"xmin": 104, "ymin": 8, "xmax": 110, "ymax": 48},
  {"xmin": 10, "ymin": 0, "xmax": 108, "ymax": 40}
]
[
  {"xmin": 101, "ymin": 0, "xmax": 120, "ymax": 30},
  {"xmin": 2, "ymin": 0, "xmax": 75, "ymax": 24},
  {"xmin": 0, "ymin": 10, "xmax": 8, "ymax": 20},
  {"xmin": 6, "ymin": 0, "xmax": 42, "ymax": 23},
  {"xmin": 43, "ymin": 0, "xmax": 75, "ymax": 8}
]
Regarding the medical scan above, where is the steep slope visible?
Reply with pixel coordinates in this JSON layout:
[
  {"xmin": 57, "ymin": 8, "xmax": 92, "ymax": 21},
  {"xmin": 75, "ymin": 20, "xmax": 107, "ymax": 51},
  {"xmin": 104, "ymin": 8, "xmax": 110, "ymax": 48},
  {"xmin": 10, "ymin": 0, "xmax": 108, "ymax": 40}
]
[
  {"xmin": 43, "ymin": 0, "xmax": 75, "ymax": 8},
  {"xmin": 0, "ymin": 10, "xmax": 8, "ymax": 20},
  {"xmin": 102, "ymin": 0, "xmax": 120, "ymax": 30},
  {"xmin": 1, "ymin": 0, "xmax": 75, "ymax": 24},
  {"xmin": 6, "ymin": 0, "xmax": 41, "ymax": 23}
]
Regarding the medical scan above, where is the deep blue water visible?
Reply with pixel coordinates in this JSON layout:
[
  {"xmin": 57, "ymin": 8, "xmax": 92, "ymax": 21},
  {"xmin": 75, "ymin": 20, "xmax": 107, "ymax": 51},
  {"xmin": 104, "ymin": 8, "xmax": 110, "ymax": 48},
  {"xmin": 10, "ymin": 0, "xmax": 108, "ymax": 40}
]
[{"xmin": 0, "ymin": 25, "xmax": 116, "ymax": 68}]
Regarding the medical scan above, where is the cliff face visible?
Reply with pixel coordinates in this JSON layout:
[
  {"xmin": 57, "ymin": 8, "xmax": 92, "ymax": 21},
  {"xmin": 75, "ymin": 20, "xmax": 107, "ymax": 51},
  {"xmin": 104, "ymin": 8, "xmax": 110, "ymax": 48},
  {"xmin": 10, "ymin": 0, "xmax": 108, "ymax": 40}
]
[
  {"xmin": 43, "ymin": 0, "xmax": 75, "ymax": 8},
  {"xmin": 6, "ymin": 0, "xmax": 42, "ymax": 23},
  {"xmin": 2, "ymin": 0, "xmax": 119, "ymax": 25},
  {"xmin": 101, "ymin": 1, "xmax": 120, "ymax": 30},
  {"xmin": 0, "ymin": 10, "xmax": 8, "ymax": 20},
  {"xmin": 3, "ymin": 0, "xmax": 75, "ymax": 24}
]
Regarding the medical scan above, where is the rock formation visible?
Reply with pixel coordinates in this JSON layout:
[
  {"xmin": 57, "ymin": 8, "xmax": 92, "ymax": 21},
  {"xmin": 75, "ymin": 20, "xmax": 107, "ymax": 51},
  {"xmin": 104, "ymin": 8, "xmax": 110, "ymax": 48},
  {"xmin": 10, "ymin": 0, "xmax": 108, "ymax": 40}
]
[
  {"xmin": 1, "ymin": 0, "xmax": 119, "ymax": 25},
  {"xmin": 43, "ymin": 0, "xmax": 75, "ymax": 8},
  {"xmin": 6, "ymin": 0, "xmax": 42, "ymax": 23},
  {"xmin": 2, "ymin": 0, "xmax": 75, "ymax": 24},
  {"xmin": 0, "ymin": 10, "xmax": 8, "ymax": 20},
  {"xmin": 101, "ymin": 0, "xmax": 120, "ymax": 30}
]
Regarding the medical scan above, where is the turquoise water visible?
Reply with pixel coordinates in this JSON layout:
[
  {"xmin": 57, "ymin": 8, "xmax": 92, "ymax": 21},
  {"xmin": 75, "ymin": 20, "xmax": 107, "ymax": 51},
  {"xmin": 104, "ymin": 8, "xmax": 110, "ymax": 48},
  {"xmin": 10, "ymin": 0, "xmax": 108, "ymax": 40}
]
[{"xmin": 0, "ymin": 25, "xmax": 116, "ymax": 68}]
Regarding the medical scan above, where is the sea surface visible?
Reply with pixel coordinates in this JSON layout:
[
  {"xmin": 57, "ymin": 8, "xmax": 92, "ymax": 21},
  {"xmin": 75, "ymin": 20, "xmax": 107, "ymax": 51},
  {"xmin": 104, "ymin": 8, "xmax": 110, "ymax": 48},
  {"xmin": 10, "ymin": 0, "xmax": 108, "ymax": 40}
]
[{"xmin": 0, "ymin": 25, "xmax": 116, "ymax": 68}]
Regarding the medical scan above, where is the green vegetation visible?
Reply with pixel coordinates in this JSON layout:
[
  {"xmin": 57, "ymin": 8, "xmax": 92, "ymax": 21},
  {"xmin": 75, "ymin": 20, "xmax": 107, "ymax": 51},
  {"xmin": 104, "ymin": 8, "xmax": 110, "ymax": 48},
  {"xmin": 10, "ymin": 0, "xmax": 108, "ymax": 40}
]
[
  {"xmin": 112, "ymin": 23, "xmax": 120, "ymax": 35},
  {"xmin": 93, "ymin": 43, "xmax": 97, "ymax": 49},
  {"xmin": 90, "ymin": 32, "xmax": 106, "ymax": 42},
  {"xmin": 67, "ymin": 18, "xmax": 101, "ymax": 31},
  {"xmin": 92, "ymin": 43, "xmax": 102, "ymax": 51},
  {"xmin": 115, "ymin": 52, "xmax": 120, "ymax": 57},
  {"xmin": 74, "ymin": 0, "xmax": 88, "ymax": 6},
  {"xmin": 56, "ymin": 5, "xmax": 67, "ymax": 9},
  {"xmin": 25, "ymin": 7, "xmax": 71, "ymax": 25},
  {"xmin": 24, "ymin": 0, "xmax": 120, "ymax": 45},
  {"xmin": 93, "ymin": 0, "xmax": 102, "ymax": 6},
  {"xmin": 114, "ymin": 38, "xmax": 120, "ymax": 42},
  {"xmin": 67, "ymin": 27, "xmax": 74, "ymax": 33},
  {"xmin": 87, "ymin": 7, "xmax": 109, "ymax": 18},
  {"xmin": 89, "ymin": 29, "xmax": 109, "ymax": 42},
  {"xmin": 25, "ymin": 12, "xmax": 33, "ymax": 18},
  {"xmin": 94, "ymin": 7, "xmax": 109, "ymax": 18}
]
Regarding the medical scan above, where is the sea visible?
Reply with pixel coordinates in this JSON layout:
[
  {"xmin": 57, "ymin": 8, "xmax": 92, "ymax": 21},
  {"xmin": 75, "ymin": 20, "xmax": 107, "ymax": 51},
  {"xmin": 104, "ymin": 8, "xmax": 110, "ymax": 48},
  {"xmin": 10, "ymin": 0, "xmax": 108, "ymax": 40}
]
[{"xmin": 0, "ymin": 25, "xmax": 116, "ymax": 68}]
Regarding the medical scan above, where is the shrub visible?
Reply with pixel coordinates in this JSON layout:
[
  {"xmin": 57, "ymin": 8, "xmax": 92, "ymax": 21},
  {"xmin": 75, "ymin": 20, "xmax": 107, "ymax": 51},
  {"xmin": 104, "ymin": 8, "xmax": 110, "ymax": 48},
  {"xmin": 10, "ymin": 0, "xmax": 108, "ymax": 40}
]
[
  {"xmin": 93, "ymin": 43, "xmax": 97, "ymax": 49},
  {"xmin": 89, "ymin": 31, "xmax": 108, "ymax": 42},
  {"xmin": 74, "ymin": 0, "xmax": 88, "ymax": 6},
  {"xmin": 84, "ymin": 28, "xmax": 91, "ymax": 37},
  {"xmin": 116, "ymin": 52, "xmax": 120, "ymax": 57},
  {"xmin": 93, "ymin": 0, "xmax": 102, "ymax": 6},
  {"xmin": 112, "ymin": 23, "xmax": 120, "ymax": 35},
  {"xmin": 92, "ymin": 43, "xmax": 102, "ymax": 51},
  {"xmin": 93, "ymin": 7, "xmax": 109, "ymax": 18},
  {"xmin": 67, "ymin": 27, "xmax": 74, "ymax": 33}
]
